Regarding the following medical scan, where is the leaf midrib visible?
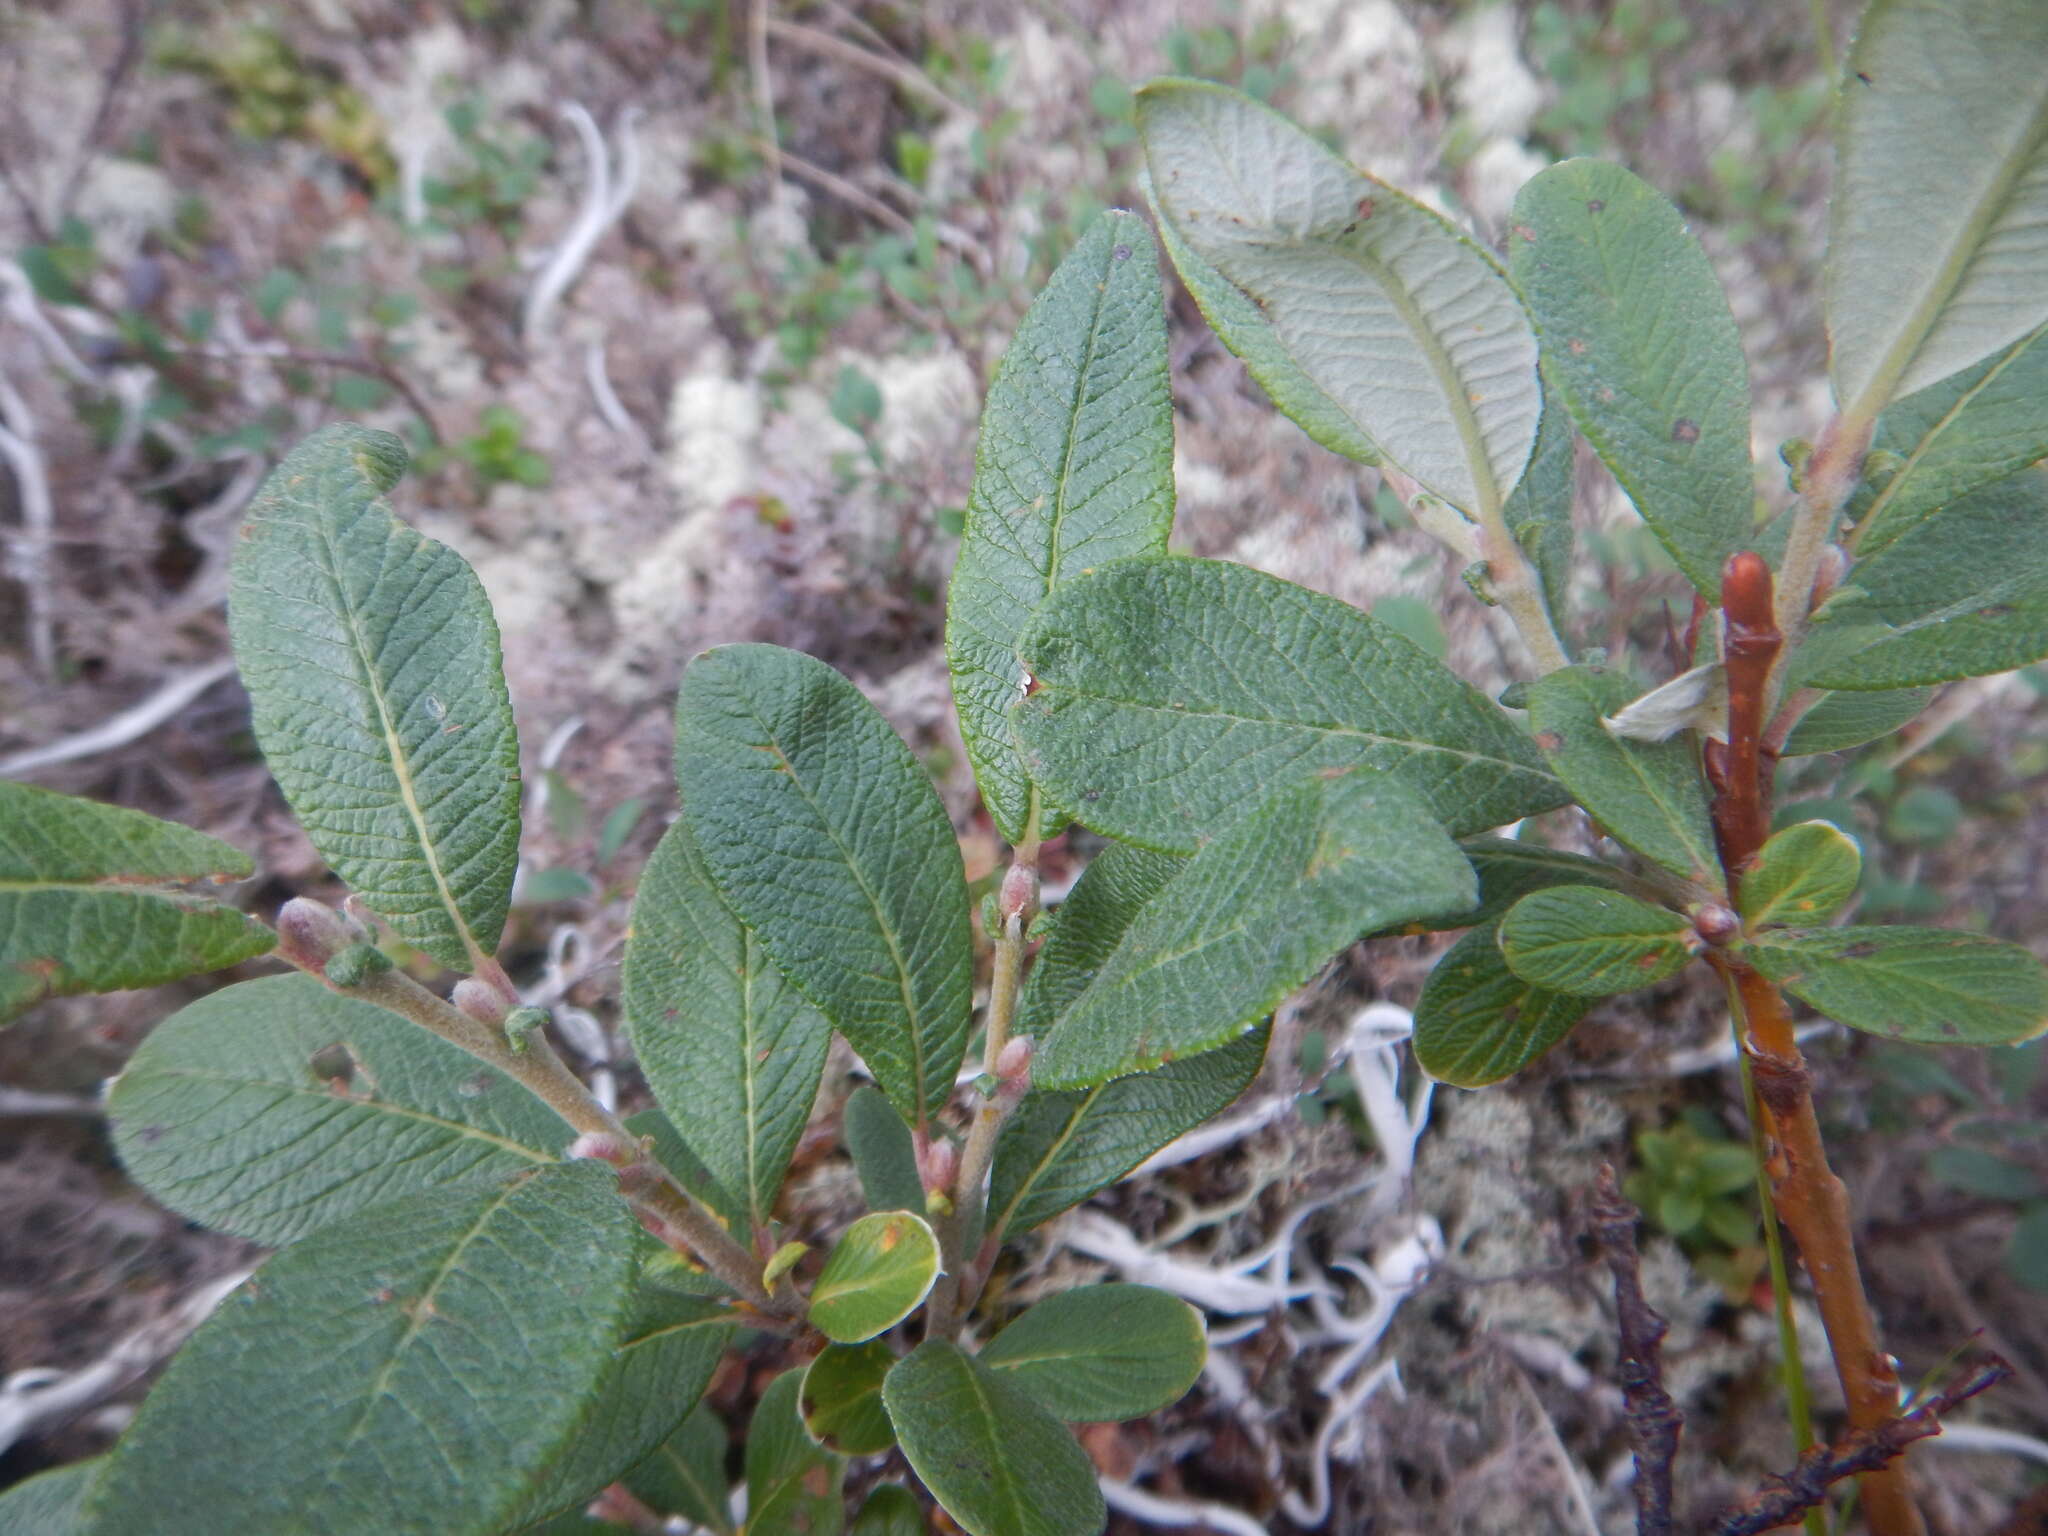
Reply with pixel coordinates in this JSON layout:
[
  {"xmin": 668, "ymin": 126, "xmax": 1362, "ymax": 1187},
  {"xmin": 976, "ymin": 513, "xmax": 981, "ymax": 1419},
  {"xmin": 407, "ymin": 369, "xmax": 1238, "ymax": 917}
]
[{"xmin": 1041, "ymin": 235, "xmax": 1124, "ymax": 594}]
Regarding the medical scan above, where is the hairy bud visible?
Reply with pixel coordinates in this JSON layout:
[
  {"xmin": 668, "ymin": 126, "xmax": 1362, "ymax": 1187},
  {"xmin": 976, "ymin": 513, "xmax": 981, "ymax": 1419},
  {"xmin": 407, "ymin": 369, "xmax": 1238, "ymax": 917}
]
[
  {"xmin": 451, "ymin": 978, "xmax": 510, "ymax": 1026},
  {"xmin": 565, "ymin": 1132, "xmax": 633, "ymax": 1166},
  {"xmin": 274, "ymin": 898, "xmax": 349, "ymax": 973}
]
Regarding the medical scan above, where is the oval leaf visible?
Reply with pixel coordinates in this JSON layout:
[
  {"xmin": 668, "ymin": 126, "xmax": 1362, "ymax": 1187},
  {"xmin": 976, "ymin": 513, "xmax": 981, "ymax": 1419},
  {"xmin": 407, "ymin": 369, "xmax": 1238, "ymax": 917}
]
[
  {"xmin": 1497, "ymin": 886, "xmax": 1694, "ymax": 997},
  {"xmin": 228, "ymin": 424, "xmax": 521, "ymax": 973},
  {"xmin": 1387, "ymin": 835, "xmax": 1636, "ymax": 937},
  {"xmin": 1740, "ymin": 821, "xmax": 1863, "ymax": 930},
  {"xmin": 0, "ymin": 1457, "xmax": 99, "ymax": 1534},
  {"xmin": 623, "ymin": 813, "xmax": 831, "ymax": 1228},
  {"xmin": 1139, "ymin": 78, "xmax": 1540, "ymax": 515},
  {"xmin": 746, "ymin": 1371, "xmax": 845, "ymax": 1536},
  {"xmin": 1527, "ymin": 665, "xmax": 1720, "ymax": 885},
  {"xmin": 801, "ymin": 1340, "xmax": 898, "ymax": 1455},
  {"xmin": 1827, "ymin": 0, "xmax": 2048, "ymax": 417},
  {"xmin": 843, "ymin": 1084, "xmax": 925, "ymax": 1217},
  {"xmin": 1509, "ymin": 159, "xmax": 1752, "ymax": 596},
  {"xmin": 1804, "ymin": 468, "xmax": 2048, "ymax": 689},
  {"xmin": 1853, "ymin": 320, "xmax": 2048, "ymax": 555},
  {"xmin": 675, "ymin": 643, "xmax": 972, "ymax": 1126},
  {"xmin": 85, "ymin": 1163, "xmax": 637, "ymax": 1536},
  {"xmin": 0, "ymin": 782, "xmax": 273, "ymax": 1023},
  {"xmin": 1745, "ymin": 926, "xmax": 2048, "ymax": 1045},
  {"xmin": 1779, "ymin": 687, "xmax": 1935, "ymax": 756},
  {"xmin": 809, "ymin": 1210, "xmax": 942, "ymax": 1343},
  {"xmin": 884, "ymin": 1340, "xmax": 1106, "ymax": 1536},
  {"xmin": 851, "ymin": 1486, "xmax": 927, "ymax": 1536},
  {"xmin": 980, "ymin": 1284, "xmax": 1205, "ymax": 1422},
  {"xmin": 108, "ymin": 973, "xmax": 562, "ymax": 1246},
  {"xmin": 990, "ymin": 1030, "xmax": 1268, "ymax": 1241},
  {"xmin": 622, "ymin": 1404, "xmax": 734, "ymax": 1535},
  {"xmin": 1013, "ymin": 556, "xmax": 1563, "ymax": 854},
  {"xmin": 1033, "ymin": 771, "xmax": 1476, "ymax": 1088},
  {"xmin": 945, "ymin": 210, "xmax": 1175, "ymax": 842},
  {"xmin": 1413, "ymin": 924, "xmax": 1591, "ymax": 1088}
]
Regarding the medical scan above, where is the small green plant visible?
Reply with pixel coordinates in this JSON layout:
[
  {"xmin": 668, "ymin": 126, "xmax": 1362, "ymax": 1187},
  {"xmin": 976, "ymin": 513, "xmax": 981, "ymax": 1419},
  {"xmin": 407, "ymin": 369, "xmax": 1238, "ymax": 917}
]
[
  {"xmin": 3, "ymin": 3, "xmax": 2045, "ymax": 1533},
  {"xmin": 455, "ymin": 403, "xmax": 552, "ymax": 490}
]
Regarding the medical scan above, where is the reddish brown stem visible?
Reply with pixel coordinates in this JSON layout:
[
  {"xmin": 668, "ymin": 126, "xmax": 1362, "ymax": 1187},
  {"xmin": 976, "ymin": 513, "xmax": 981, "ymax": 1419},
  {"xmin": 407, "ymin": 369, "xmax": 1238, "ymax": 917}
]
[{"xmin": 1703, "ymin": 553, "xmax": 1925, "ymax": 1536}]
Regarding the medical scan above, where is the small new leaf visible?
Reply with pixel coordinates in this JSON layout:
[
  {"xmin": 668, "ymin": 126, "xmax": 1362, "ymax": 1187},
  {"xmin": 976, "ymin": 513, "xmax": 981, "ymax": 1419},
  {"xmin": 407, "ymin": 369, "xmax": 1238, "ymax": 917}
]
[
  {"xmin": 1740, "ymin": 821, "xmax": 1863, "ymax": 930},
  {"xmin": 808, "ymin": 1210, "xmax": 942, "ymax": 1343},
  {"xmin": 1413, "ymin": 924, "xmax": 1591, "ymax": 1087},
  {"xmin": 842, "ymin": 1084, "xmax": 926, "ymax": 1216},
  {"xmin": 1745, "ymin": 926, "xmax": 2048, "ymax": 1046},
  {"xmin": 1498, "ymin": 887, "xmax": 1694, "ymax": 997},
  {"xmin": 0, "ymin": 782, "xmax": 274, "ymax": 1023},
  {"xmin": 228, "ymin": 424, "xmax": 522, "ymax": 973}
]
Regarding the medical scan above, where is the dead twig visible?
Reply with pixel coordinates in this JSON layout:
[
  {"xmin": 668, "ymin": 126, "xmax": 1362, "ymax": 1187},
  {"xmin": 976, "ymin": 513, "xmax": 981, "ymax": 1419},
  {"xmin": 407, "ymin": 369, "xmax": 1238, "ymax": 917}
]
[
  {"xmin": 1588, "ymin": 1165, "xmax": 1682, "ymax": 1536},
  {"xmin": 1703, "ymin": 1356, "xmax": 2013, "ymax": 1536}
]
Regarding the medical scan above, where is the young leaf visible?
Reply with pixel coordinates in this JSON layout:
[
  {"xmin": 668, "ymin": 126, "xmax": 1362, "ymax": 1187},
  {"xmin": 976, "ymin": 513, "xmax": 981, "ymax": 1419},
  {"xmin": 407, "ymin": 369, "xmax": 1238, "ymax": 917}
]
[
  {"xmin": 623, "ymin": 1404, "xmax": 734, "ymax": 1535},
  {"xmin": 1389, "ymin": 835, "xmax": 1635, "ymax": 936},
  {"xmin": 980, "ymin": 1284, "xmax": 1205, "ymax": 1421},
  {"xmin": 884, "ymin": 1340, "xmax": 1107, "ymax": 1536},
  {"xmin": 946, "ymin": 210, "xmax": 1175, "ymax": 842},
  {"xmin": 1803, "ymin": 469, "xmax": 2048, "ymax": 689},
  {"xmin": 622, "ymin": 814, "xmax": 831, "ymax": 1227},
  {"xmin": 1527, "ymin": 665, "xmax": 1720, "ymax": 885},
  {"xmin": 108, "ymin": 973, "xmax": 562, "ymax": 1246},
  {"xmin": 1508, "ymin": 160, "xmax": 1753, "ymax": 597},
  {"xmin": 1779, "ymin": 687, "xmax": 1936, "ymax": 756},
  {"xmin": 1745, "ymin": 926, "xmax": 2048, "ymax": 1046},
  {"xmin": 987, "ymin": 1027, "xmax": 1267, "ymax": 1239},
  {"xmin": 675, "ymin": 643, "xmax": 972, "ymax": 1126},
  {"xmin": 1740, "ymin": 821, "xmax": 1863, "ymax": 930},
  {"xmin": 808, "ymin": 1210, "xmax": 942, "ymax": 1343},
  {"xmin": 1138, "ymin": 78, "xmax": 1540, "ymax": 517},
  {"xmin": 508, "ymin": 1276, "xmax": 735, "ymax": 1528},
  {"xmin": 746, "ymin": 1371, "xmax": 846, "ymax": 1536},
  {"xmin": 851, "ymin": 1486, "xmax": 927, "ymax": 1536},
  {"xmin": 1827, "ymin": 0, "xmax": 2048, "ymax": 418},
  {"xmin": 1013, "ymin": 556, "xmax": 1564, "ymax": 854},
  {"xmin": 1148, "ymin": 183, "xmax": 1382, "ymax": 465},
  {"xmin": 1412, "ymin": 924, "xmax": 1591, "ymax": 1088},
  {"xmin": 1497, "ymin": 886, "xmax": 1694, "ymax": 997},
  {"xmin": 1853, "ymin": 321, "xmax": 2048, "ymax": 555},
  {"xmin": 841, "ymin": 1084, "xmax": 926, "ymax": 1216},
  {"xmin": 801, "ymin": 1340, "xmax": 898, "ymax": 1455},
  {"xmin": 1032, "ymin": 771, "xmax": 1476, "ymax": 1088},
  {"xmin": 0, "ymin": 1456, "xmax": 99, "ymax": 1533},
  {"xmin": 0, "ymin": 782, "xmax": 274, "ymax": 1023},
  {"xmin": 84, "ymin": 1163, "xmax": 637, "ymax": 1536},
  {"xmin": 228, "ymin": 424, "xmax": 521, "ymax": 974}
]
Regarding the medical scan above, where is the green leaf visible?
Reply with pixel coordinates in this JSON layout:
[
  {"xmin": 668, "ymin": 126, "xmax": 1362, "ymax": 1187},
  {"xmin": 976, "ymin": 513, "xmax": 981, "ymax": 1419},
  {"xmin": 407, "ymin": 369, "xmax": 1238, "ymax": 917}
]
[
  {"xmin": 1016, "ymin": 842, "xmax": 1183, "ymax": 1035},
  {"xmin": 801, "ymin": 1340, "xmax": 898, "ymax": 1455},
  {"xmin": 1779, "ymin": 687, "xmax": 1935, "ymax": 755},
  {"xmin": 622, "ymin": 814, "xmax": 831, "ymax": 1228},
  {"xmin": 675, "ymin": 643, "xmax": 972, "ymax": 1126},
  {"xmin": 1412, "ymin": 924, "xmax": 1591, "ymax": 1087},
  {"xmin": 1826, "ymin": 0, "xmax": 2048, "ymax": 418},
  {"xmin": 1502, "ymin": 383, "xmax": 1579, "ymax": 619},
  {"xmin": 2008, "ymin": 1203, "xmax": 2048, "ymax": 1293},
  {"xmin": 107, "ymin": 973, "xmax": 561, "ymax": 1245},
  {"xmin": 988, "ymin": 1027, "xmax": 1267, "ymax": 1239},
  {"xmin": 945, "ymin": 210, "xmax": 1175, "ymax": 842},
  {"xmin": 1803, "ymin": 469, "xmax": 2048, "ymax": 689},
  {"xmin": 884, "ymin": 1341, "xmax": 1106, "ymax": 1536},
  {"xmin": 1138, "ymin": 79, "xmax": 1540, "ymax": 516},
  {"xmin": 625, "ymin": 1108, "xmax": 743, "ymax": 1231},
  {"xmin": 843, "ymin": 1084, "xmax": 926, "ymax": 1216},
  {"xmin": 0, "ymin": 782, "xmax": 274, "ymax": 1023},
  {"xmin": 745, "ymin": 1371, "xmax": 845, "ymax": 1536},
  {"xmin": 85, "ymin": 1163, "xmax": 637, "ymax": 1536},
  {"xmin": 1740, "ymin": 821, "xmax": 1862, "ymax": 929},
  {"xmin": 1034, "ymin": 771, "xmax": 1475, "ymax": 1087},
  {"xmin": 622, "ymin": 1404, "xmax": 734, "ymax": 1534},
  {"xmin": 981, "ymin": 1284, "xmax": 1204, "ymax": 1421},
  {"xmin": 228, "ymin": 424, "xmax": 521, "ymax": 973},
  {"xmin": 0, "ymin": 1458, "xmax": 99, "ymax": 1534},
  {"xmin": 1013, "ymin": 557, "xmax": 1564, "ymax": 854},
  {"xmin": 851, "ymin": 1486, "xmax": 926, "ymax": 1536},
  {"xmin": 508, "ymin": 1272, "xmax": 735, "ymax": 1527},
  {"xmin": 1853, "ymin": 321, "xmax": 2048, "ymax": 555},
  {"xmin": 1391, "ymin": 835, "xmax": 1634, "ymax": 936},
  {"xmin": 1497, "ymin": 886, "xmax": 1694, "ymax": 997},
  {"xmin": 1746, "ymin": 926, "xmax": 2048, "ymax": 1045},
  {"xmin": 1926, "ymin": 1145, "xmax": 2042, "ymax": 1202},
  {"xmin": 1527, "ymin": 665, "xmax": 1720, "ymax": 884},
  {"xmin": 808, "ymin": 1210, "xmax": 941, "ymax": 1343},
  {"xmin": 1508, "ymin": 159, "xmax": 1752, "ymax": 596}
]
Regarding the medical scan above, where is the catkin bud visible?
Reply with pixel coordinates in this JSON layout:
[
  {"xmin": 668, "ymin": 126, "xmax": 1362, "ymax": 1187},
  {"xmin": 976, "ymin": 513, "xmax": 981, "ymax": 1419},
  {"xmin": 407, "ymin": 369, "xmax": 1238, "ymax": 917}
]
[
  {"xmin": 997, "ymin": 859, "xmax": 1039, "ymax": 931},
  {"xmin": 274, "ymin": 898, "xmax": 349, "ymax": 972},
  {"xmin": 452, "ymin": 978, "xmax": 510, "ymax": 1025},
  {"xmin": 565, "ymin": 1132, "xmax": 634, "ymax": 1166}
]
